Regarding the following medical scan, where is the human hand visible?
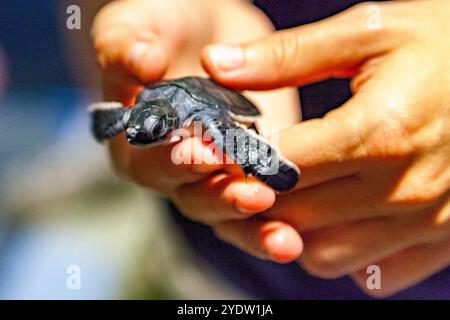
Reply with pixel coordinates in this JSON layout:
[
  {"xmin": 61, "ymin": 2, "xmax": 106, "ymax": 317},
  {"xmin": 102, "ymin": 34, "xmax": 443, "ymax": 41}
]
[
  {"xmin": 91, "ymin": 0, "xmax": 303, "ymax": 263},
  {"xmin": 202, "ymin": 0, "xmax": 450, "ymax": 296}
]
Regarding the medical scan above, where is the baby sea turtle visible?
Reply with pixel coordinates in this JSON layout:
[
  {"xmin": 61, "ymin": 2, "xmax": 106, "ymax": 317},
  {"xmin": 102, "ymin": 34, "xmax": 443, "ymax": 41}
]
[{"xmin": 90, "ymin": 76, "xmax": 299, "ymax": 192}]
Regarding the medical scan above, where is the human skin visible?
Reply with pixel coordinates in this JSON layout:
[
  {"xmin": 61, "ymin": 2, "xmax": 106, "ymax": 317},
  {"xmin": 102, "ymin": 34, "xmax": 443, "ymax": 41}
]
[
  {"xmin": 202, "ymin": 0, "xmax": 450, "ymax": 296},
  {"xmin": 92, "ymin": 0, "xmax": 450, "ymax": 296},
  {"xmin": 91, "ymin": 0, "xmax": 304, "ymax": 264}
]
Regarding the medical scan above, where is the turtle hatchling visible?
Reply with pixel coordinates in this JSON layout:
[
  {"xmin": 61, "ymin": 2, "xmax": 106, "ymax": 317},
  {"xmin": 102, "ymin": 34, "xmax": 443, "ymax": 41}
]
[{"xmin": 90, "ymin": 76, "xmax": 299, "ymax": 192}]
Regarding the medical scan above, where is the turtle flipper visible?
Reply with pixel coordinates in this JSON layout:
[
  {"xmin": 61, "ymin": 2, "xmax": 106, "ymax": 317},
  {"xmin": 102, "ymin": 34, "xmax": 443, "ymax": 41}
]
[
  {"xmin": 205, "ymin": 119, "xmax": 300, "ymax": 192},
  {"xmin": 89, "ymin": 102, "xmax": 128, "ymax": 142}
]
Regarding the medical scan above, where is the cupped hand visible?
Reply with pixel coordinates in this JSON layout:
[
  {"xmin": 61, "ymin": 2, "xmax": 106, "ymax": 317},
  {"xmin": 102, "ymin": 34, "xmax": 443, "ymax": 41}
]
[
  {"xmin": 203, "ymin": 0, "xmax": 450, "ymax": 296},
  {"xmin": 91, "ymin": 0, "xmax": 303, "ymax": 263}
]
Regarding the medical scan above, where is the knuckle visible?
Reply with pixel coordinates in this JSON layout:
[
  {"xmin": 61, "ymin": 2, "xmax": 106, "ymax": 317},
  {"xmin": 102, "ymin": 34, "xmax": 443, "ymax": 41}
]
[
  {"xmin": 347, "ymin": 2, "xmax": 379, "ymax": 18},
  {"xmin": 344, "ymin": 1, "xmax": 389, "ymax": 38},
  {"xmin": 358, "ymin": 111, "xmax": 417, "ymax": 160},
  {"xmin": 268, "ymin": 31, "xmax": 299, "ymax": 76}
]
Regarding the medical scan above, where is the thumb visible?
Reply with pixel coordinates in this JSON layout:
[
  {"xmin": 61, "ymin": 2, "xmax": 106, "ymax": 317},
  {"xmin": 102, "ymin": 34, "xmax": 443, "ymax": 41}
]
[{"xmin": 202, "ymin": 3, "xmax": 398, "ymax": 90}]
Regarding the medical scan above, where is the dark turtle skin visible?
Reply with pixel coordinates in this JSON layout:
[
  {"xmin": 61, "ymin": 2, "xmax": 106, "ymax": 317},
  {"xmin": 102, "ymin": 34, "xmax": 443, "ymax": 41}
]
[{"xmin": 90, "ymin": 76, "xmax": 300, "ymax": 192}]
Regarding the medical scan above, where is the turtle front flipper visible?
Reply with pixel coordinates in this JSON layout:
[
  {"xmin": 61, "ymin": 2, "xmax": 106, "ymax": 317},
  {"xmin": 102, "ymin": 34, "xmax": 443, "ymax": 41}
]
[
  {"xmin": 204, "ymin": 118, "xmax": 300, "ymax": 192},
  {"xmin": 89, "ymin": 102, "xmax": 129, "ymax": 142}
]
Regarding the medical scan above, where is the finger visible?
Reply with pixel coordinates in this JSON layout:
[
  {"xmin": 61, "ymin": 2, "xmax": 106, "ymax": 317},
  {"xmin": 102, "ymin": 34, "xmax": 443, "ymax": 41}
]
[
  {"xmin": 109, "ymin": 135, "xmax": 225, "ymax": 194},
  {"xmin": 202, "ymin": 2, "xmax": 403, "ymax": 89},
  {"xmin": 94, "ymin": 26, "xmax": 168, "ymax": 84},
  {"xmin": 91, "ymin": 1, "xmax": 169, "ymax": 101},
  {"xmin": 214, "ymin": 219, "xmax": 303, "ymax": 263},
  {"xmin": 172, "ymin": 174, "xmax": 275, "ymax": 225},
  {"xmin": 351, "ymin": 235, "xmax": 450, "ymax": 298},
  {"xmin": 263, "ymin": 176, "xmax": 381, "ymax": 231},
  {"xmin": 298, "ymin": 202, "xmax": 450, "ymax": 279},
  {"xmin": 263, "ymin": 173, "xmax": 438, "ymax": 231}
]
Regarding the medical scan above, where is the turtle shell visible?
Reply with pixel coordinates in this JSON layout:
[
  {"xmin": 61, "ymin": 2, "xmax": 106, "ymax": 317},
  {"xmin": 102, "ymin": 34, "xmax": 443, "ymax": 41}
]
[{"xmin": 147, "ymin": 77, "xmax": 261, "ymax": 121}]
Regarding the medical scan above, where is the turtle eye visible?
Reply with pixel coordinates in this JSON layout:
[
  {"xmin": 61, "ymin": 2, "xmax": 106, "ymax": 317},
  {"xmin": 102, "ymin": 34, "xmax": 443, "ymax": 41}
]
[
  {"xmin": 151, "ymin": 119, "xmax": 165, "ymax": 136},
  {"xmin": 144, "ymin": 117, "xmax": 166, "ymax": 137}
]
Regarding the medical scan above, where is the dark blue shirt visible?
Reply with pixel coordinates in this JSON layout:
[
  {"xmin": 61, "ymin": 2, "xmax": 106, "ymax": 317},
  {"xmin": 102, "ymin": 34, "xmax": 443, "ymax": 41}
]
[{"xmin": 0, "ymin": 0, "xmax": 72, "ymax": 89}]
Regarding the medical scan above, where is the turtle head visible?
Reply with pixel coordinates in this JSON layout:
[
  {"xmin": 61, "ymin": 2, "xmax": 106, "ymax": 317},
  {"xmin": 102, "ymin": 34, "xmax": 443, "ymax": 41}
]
[{"xmin": 124, "ymin": 100, "xmax": 178, "ymax": 146}]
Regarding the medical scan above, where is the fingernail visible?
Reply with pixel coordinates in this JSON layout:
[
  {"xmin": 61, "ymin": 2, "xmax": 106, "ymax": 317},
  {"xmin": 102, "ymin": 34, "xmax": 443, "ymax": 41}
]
[
  {"xmin": 206, "ymin": 45, "xmax": 244, "ymax": 71},
  {"xmin": 128, "ymin": 42, "xmax": 151, "ymax": 71}
]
